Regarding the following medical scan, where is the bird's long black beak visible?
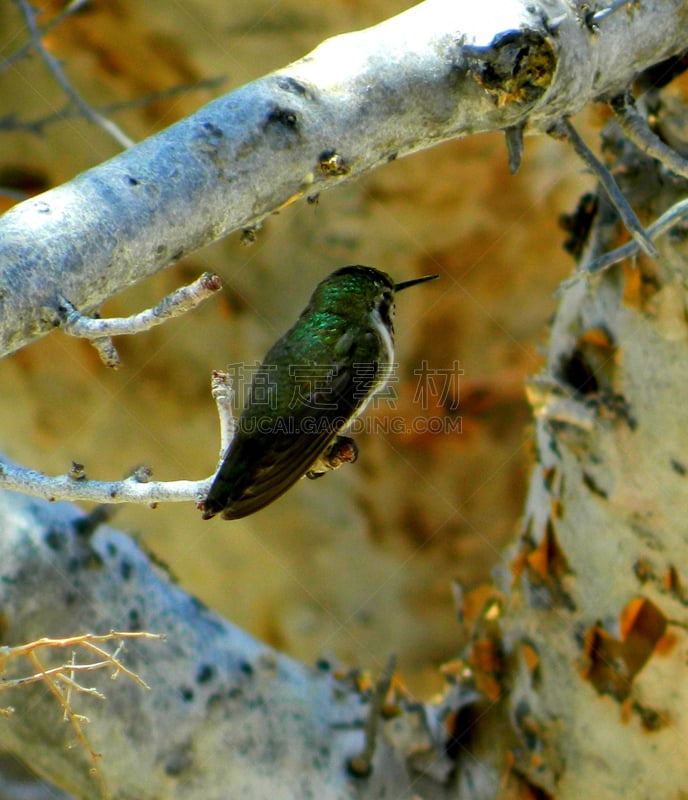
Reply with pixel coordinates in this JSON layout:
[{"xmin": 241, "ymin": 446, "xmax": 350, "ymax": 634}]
[{"xmin": 394, "ymin": 274, "xmax": 440, "ymax": 292}]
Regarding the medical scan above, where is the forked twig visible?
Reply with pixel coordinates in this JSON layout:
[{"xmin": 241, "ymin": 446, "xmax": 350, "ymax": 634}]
[
  {"xmin": 27, "ymin": 648, "xmax": 108, "ymax": 797},
  {"xmin": 57, "ymin": 272, "xmax": 222, "ymax": 368},
  {"xmin": 552, "ymin": 118, "xmax": 658, "ymax": 258},
  {"xmin": 610, "ymin": 92, "xmax": 688, "ymax": 180},
  {"xmin": 13, "ymin": 0, "xmax": 134, "ymax": 148},
  {"xmin": 347, "ymin": 656, "xmax": 397, "ymax": 778},
  {"xmin": 0, "ymin": 631, "xmax": 164, "ymax": 799},
  {"xmin": 560, "ymin": 197, "xmax": 688, "ymax": 285}
]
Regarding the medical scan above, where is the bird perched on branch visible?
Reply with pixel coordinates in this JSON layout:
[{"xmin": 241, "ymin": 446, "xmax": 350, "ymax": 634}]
[{"xmin": 202, "ymin": 265, "xmax": 438, "ymax": 520}]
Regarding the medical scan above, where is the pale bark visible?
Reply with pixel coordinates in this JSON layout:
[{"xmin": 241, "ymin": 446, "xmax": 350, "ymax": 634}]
[
  {"xmin": 0, "ymin": 0, "xmax": 685, "ymax": 357},
  {"xmin": 0, "ymin": 488, "xmax": 458, "ymax": 800},
  {"xmin": 500, "ymin": 114, "xmax": 688, "ymax": 795},
  {"xmin": 1, "ymin": 0, "xmax": 688, "ymax": 798}
]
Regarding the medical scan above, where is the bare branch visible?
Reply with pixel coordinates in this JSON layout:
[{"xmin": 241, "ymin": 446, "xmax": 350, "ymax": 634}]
[
  {"xmin": 5, "ymin": 661, "xmax": 117, "ymax": 691},
  {"xmin": 58, "ymin": 271, "xmax": 222, "ymax": 367},
  {"xmin": 1, "ymin": 0, "xmax": 685, "ymax": 358},
  {"xmin": 1, "ymin": 631, "xmax": 163, "ymax": 663},
  {"xmin": 59, "ymin": 272, "xmax": 221, "ymax": 339},
  {"xmin": 565, "ymin": 196, "xmax": 688, "ymax": 280},
  {"xmin": 84, "ymin": 334, "xmax": 122, "ymax": 369},
  {"xmin": 551, "ymin": 118, "xmax": 658, "ymax": 257},
  {"xmin": 610, "ymin": 91, "xmax": 688, "ymax": 179},
  {"xmin": 12, "ymin": 0, "xmax": 134, "ymax": 149},
  {"xmin": 504, "ymin": 123, "xmax": 525, "ymax": 174},
  {"xmin": 0, "ymin": 460, "xmax": 211, "ymax": 505},
  {"xmin": 1, "ymin": 631, "xmax": 164, "ymax": 799},
  {"xmin": 0, "ymin": 372, "xmax": 237, "ymax": 506},
  {"xmin": 346, "ymin": 656, "xmax": 397, "ymax": 778},
  {"xmin": 26, "ymin": 648, "xmax": 109, "ymax": 798},
  {"xmin": 211, "ymin": 370, "xmax": 237, "ymax": 463}
]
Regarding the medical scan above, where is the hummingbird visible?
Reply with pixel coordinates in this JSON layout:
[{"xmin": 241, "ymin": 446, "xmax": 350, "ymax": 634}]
[{"xmin": 202, "ymin": 265, "xmax": 438, "ymax": 520}]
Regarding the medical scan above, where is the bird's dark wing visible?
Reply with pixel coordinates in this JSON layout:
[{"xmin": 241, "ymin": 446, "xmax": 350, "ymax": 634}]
[{"xmin": 202, "ymin": 353, "xmax": 381, "ymax": 520}]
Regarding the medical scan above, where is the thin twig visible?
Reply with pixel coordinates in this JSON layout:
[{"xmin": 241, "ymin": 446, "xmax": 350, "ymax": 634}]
[
  {"xmin": 0, "ymin": 631, "xmax": 164, "ymax": 663},
  {"xmin": 13, "ymin": 0, "xmax": 134, "ymax": 149},
  {"xmin": 504, "ymin": 123, "xmax": 525, "ymax": 175},
  {"xmin": 0, "ymin": 0, "xmax": 90, "ymax": 72},
  {"xmin": 0, "ymin": 76, "xmax": 226, "ymax": 136},
  {"xmin": 610, "ymin": 92, "xmax": 688, "ymax": 180},
  {"xmin": 347, "ymin": 656, "xmax": 397, "ymax": 778},
  {"xmin": 4, "ymin": 661, "xmax": 117, "ymax": 689},
  {"xmin": 581, "ymin": 197, "xmax": 688, "ymax": 276},
  {"xmin": 64, "ymin": 650, "xmax": 77, "ymax": 718},
  {"xmin": 0, "ymin": 460, "xmax": 212, "ymax": 505},
  {"xmin": 58, "ymin": 272, "xmax": 222, "ymax": 367},
  {"xmin": 590, "ymin": 0, "xmax": 637, "ymax": 25},
  {"xmin": 553, "ymin": 118, "xmax": 658, "ymax": 258},
  {"xmin": 211, "ymin": 370, "xmax": 236, "ymax": 463},
  {"xmin": 0, "ymin": 632, "xmax": 164, "ymax": 799},
  {"xmin": 59, "ymin": 272, "xmax": 222, "ymax": 338},
  {"xmin": 58, "ymin": 672, "xmax": 106, "ymax": 702},
  {"xmin": 88, "ymin": 337, "xmax": 121, "ymax": 369},
  {"xmin": 27, "ymin": 648, "xmax": 108, "ymax": 798},
  {"xmin": 0, "ymin": 372, "xmax": 234, "ymax": 506},
  {"xmin": 77, "ymin": 641, "xmax": 152, "ymax": 689}
]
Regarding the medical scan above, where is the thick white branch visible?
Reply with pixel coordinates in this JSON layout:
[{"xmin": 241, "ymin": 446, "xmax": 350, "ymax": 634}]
[
  {"xmin": 0, "ymin": 489, "xmax": 459, "ymax": 799},
  {"xmin": 494, "ymin": 96, "xmax": 688, "ymax": 798},
  {"xmin": 0, "ymin": 0, "xmax": 685, "ymax": 357}
]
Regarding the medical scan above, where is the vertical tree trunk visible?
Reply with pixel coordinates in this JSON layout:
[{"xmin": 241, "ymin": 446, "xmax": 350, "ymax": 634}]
[{"xmin": 492, "ymin": 85, "xmax": 688, "ymax": 798}]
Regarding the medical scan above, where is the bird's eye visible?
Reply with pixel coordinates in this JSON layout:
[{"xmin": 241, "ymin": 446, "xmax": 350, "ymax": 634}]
[{"xmin": 377, "ymin": 291, "xmax": 394, "ymax": 327}]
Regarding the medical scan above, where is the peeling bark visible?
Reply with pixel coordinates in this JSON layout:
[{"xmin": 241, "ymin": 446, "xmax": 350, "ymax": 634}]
[{"xmin": 497, "ymin": 103, "xmax": 688, "ymax": 798}]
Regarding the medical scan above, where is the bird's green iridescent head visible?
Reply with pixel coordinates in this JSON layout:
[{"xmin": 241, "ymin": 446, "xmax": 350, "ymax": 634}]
[
  {"xmin": 310, "ymin": 265, "xmax": 438, "ymax": 315},
  {"xmin": 310, "ymin": 266, "xmax": 395, "ymax": 312}
]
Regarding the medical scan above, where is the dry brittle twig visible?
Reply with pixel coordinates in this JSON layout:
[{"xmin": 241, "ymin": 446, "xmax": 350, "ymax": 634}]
[{"xmin": 0, "ymin": 630, "xmax": 164, "ymax": 799}]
